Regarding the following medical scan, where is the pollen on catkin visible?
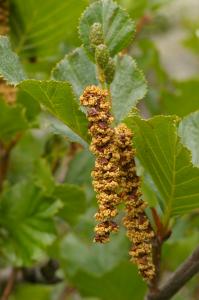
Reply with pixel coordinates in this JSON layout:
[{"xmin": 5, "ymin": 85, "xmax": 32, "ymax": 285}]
[
  {"xmin": 0, "ymin": 0, "xmax": 9, "ymax": 35},
  {"xmin": 115, "ymin": 123, "xmax": 155, "ymax": 281},
  {"xmin": 80, "ymin": 86, "xmax": 120, "ymax": 243}
]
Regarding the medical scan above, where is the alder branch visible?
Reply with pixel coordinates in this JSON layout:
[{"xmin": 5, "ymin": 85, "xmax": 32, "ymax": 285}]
[{"xmin": 145, "ymin": 245, "xmax": 199, "ymax": 300}]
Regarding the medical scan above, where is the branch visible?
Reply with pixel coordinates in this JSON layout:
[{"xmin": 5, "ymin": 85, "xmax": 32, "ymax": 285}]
[{"xmin": 145, "ymin": 245, "xmax": 199, "ymax": 300}]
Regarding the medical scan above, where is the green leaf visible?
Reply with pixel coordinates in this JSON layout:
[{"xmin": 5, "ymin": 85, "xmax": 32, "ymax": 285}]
[
  {"xmin": 71, "ymin": 262, "xmax": 146, "ymax": 300},
  {"xmin": 126, "ymin": 115, "xmax": 199, "ymax": 221},
  {"xmin": 66, "ymin": 149, "xmax": 94, "ymax": 186},
  {"xmin": 111, "ymin": 55, "xmax": 147, "ymax": 124},
  {"xmin": 53, "ymin": 184, "xmax": 87, "ymax": 225},
  {"xmin": 16, "ymin": 89, "xmax": 41, "ymax": 122},
  {"xmin": 18, "ymin": 80, "xmax": 90, "ymax": 143},
  {"xmin": 0, "ymin": 180, "xmax": 62, "ymax": 265},
  {"xmin": 10, "ymin": 0, "xmax": 88, "ymax": 58},
  {"xmin": 179, "ymin": 111, "xmax": 199, "ymax": 167},
  {"xmin": 34, "ymin": 159, "xmax": 55, "ymax": 195},
  {"xmin": 79, "ymin": 0, "xmax": 135, "ymax": 58},
  {"xmin": 48, "ymin": 117, "xmax": 88, "ymax": 148},
  {"xmin": 161, "ymin": 79, "xmax": 199, "ymax": 117},
  {"xmin": 0, "ymin": 36, "xmax": 26, "ymax": 85},
  {"xmin": 8, "ymin": 131, "xmax": 48, "ymax": 183},
  {"xmin": 52, "ymin": 47, "xmax": 98, "ymax": 98},
  {"xmin": 0, "ymin": 100, "xmax": 28, "ymax": 141}
]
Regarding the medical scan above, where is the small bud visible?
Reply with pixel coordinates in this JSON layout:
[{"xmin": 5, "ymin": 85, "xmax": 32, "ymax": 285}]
[
  {"xmin": 95, "ymin": 44, "xmax": 110, "ymax": 69},
  {"xmin": 89, "ymin": 23, "xmax": 104, "ymax": 47},
  {"xmin": 104, "ymin": 58, "xmax": 116, "ymax": 84}
]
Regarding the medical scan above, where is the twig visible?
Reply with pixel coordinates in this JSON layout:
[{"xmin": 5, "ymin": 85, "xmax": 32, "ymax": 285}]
[
  {"xmin": 59, "ymin": 286, "xmax": 76, "ymax": 300},
  {"xmin": 135, "ymin": 15, "xmax": 152, "ymax": 37},
  {"xmin": 145, "ymin": 245, "xmax": 199, "ymax": 300},
  {"xmin": 0, "ymin": 268, "xmax": 17, "ymax": 300},
  {"xmin": 0, "ymin": 133, "xmax": 21, "ymax": 191}
]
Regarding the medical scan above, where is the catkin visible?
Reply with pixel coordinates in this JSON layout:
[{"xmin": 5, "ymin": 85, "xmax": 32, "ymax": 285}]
[
  {"xmin": 80, "ymin": 86, "xmax": 120, "ymax": 243},
  {"xmin": 0, "ymin": 0, "xmax": 16, "ymax": 104},
  {"xmin": 115, "ymin": 124, "xmax": 155, "ymax": 280},
  {"xmin": 0, "ymin": 0, "xmax": 9, "ymax": 35}
]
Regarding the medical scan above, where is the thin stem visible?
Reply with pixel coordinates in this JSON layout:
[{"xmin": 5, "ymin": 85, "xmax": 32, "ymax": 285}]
[{"xmin": 0, "ymin": 268, "xmax": 17, "ymax": 300}]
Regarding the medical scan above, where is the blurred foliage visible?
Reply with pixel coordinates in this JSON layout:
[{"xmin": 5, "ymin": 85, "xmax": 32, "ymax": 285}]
[{"xmin": 0, "ymin": 0, "xmax": 199, "ymax": 299}]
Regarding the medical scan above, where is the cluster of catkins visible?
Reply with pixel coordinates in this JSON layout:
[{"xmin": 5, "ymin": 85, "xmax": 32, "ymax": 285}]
[
  {"xmin": 0, "ymin": 0, "xmax": 16, "ymax": 104},
  {"xmin": 80, "ymin": 85, "xmax": 155, "ymax": 281}
]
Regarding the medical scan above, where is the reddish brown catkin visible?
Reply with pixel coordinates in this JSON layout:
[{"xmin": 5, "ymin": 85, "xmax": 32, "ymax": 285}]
[
  {"xmin": 0, "ymin": 0, "xmax": 9, "ymax": 35},
  {"xmin": 80, "ymin": 86, "xmax": 120, "ymax": 243},
  {"xmin": 115, "ymin": 124, "xmax": 155, "ymax": 281}
]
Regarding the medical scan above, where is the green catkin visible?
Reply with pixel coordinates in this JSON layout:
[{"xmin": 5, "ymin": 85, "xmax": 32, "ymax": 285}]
[
  {"xmin": 115, "ymin": 124, "xmax": 155, "ymax": 281},
  {"xmin": 95, "ymin": 44, "xmax": 110, "ymax": 69},
  {"xmin": 89, "ymin": 23, "xmax": 104, "ymax": 48},
  {"xmin": 104, "ymin": 58, "xmax": 116, "ymax": 84},
  {"xmin": 80, "ymin": 85, "xmax": 121, "ymax": 243}
]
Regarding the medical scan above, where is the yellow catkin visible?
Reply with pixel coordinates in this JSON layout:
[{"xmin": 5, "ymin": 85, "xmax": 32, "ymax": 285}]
[
  {"xmin": 80, "ymin": 86, "xmax": 120, "ymax": 243},
  {"xmin": 0, "ymin": 0, "xmax": 16, "ymax": 104},
  {"xmin": 115, "ymin": 123, "xmax": 155, "ymax": 281},
  {"xmin": 0, "ymin": 78, "xmax": 16, "ymax": 104}
]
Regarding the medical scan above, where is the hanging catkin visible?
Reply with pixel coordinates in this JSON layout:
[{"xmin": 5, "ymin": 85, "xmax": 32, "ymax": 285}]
[
  {"xmin": 80, "ymin": 85, "xmax": 120, "ymax": 243},
  {"xmin": 115, "ymin": 123, "xmax": 155, "ymax": 280}
]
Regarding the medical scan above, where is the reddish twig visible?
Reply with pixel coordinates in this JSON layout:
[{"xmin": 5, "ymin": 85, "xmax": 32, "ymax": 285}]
[{"xmin": 0, "ymin": 269, "xmax": 17, "ymax": 300}]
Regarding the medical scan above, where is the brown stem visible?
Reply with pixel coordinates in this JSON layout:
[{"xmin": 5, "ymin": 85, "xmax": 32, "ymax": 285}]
[
  {"xmin": 0, "ymin": 269, "xmax": 17, "ymax": 300},
  {"xmin": 145, "ymin": 245, "xmax": 199, "ymax": 300},
  {"xmin": 136, "ymin": 15, "xmax": 152, "ymax": 37},
  {"xmin": 0, "ymin": 134, "xmax": 21, "ymax": 191},
  {"xmin": 149, "ymin": 209, "xmax": 171, "ymax": 292}
]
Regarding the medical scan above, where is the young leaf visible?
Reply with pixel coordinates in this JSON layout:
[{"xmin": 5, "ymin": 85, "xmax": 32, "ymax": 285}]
[
  {"xmin": 0, "ymin": 181, "xmax": 62, "ymax": 265},
  {"xmin": 111, "ymin": 55, "xmax": 147, "ymax": 124},
  {"xmin": 126, "ymin": 115, "xmax": 199, "ymax": 221},
  {"xmin": 179, "ymin": 111, "xmax": 199, "ymax": 167},
  {"xmin": 18, "ymin": 80, "xmax": 90, "ymax": 143},
  {"xmin": 0, "ymin": 100, "xmax": 28, "ymax": 141},
  {"xmin": 53, "ymin": 184, "xmax": 87, "ymax": 225},
  {"xmin": 47, "ymin": 117, "xmax": 88, "ymax": 148},
  {"xmin": 0, "ymin": 36, "xmax": 26, "ymax": 85},
  {"xmin": 52, "ymin": 47, "xmax": 98, "ymax": 98},
  {"xmin": 79, "ymin": 0, "xmax": 135, "ymax": 58}
]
